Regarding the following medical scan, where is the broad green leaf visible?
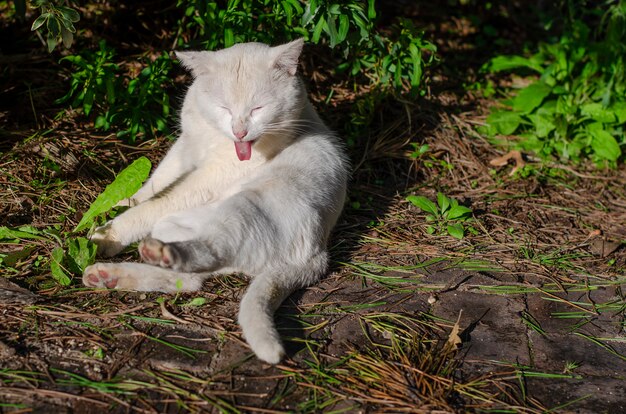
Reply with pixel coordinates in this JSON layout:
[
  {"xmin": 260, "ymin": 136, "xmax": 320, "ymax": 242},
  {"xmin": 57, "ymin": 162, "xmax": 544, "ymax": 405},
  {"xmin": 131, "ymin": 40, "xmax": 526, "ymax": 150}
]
[
  {"xmin": 581, "ymin": 103, "xmax": 616, "ymax": 123},
  {"xmin": 486, "ymin": 111, "xmax": 522, "ymax": 135},
  {"xmin": 406, "ymin": 195, "xmax": 438, "ymax": 216},
  {"xmin": 446, "ymin": 205, "xmax": 473, "ymax": 220},
  {"xmin": 337, "ymin": 14, "xmax": 349, "ymax": 43},
  {"xmin": 224, "ymin": 28, "xmax": 234, "ymax": 48},
  {"xmin": 611, "ymin": 103, "xmax": 626, "ymax": 123},
  {"xmin": 447, "ymin": 224, "xmax": 465, "ymax": 240},
  {"xmin": 311, "ymin": 16, "xmax": 326, "ymax": 43},
  {"xmin": 58, "ymin": 6, "xmax": 80, "ymax": 23},
  {"xmin": 512, "ymin": 82, "xmax": 552, "ymax": 113},
  {"xmin": 437, "ymin": 192, "xmax": 450, "ymax": 213},
  {"xmin": 67, "ymin": 237, "xmax": 97, "ymax": 274},
  {"xmin": 31, "ymin": 13, "xmax": 49, "ymax": 31},
  {"xmin": 50, "ymin": 247, "xmax": 71, "ymax": 286},
  {"xmin": 74, "ymin": 157, "xmax": 152, "ymax": 232},
  {"xmin": 528, "ymin": 113, "xmax": 555, "ymax": 138},
  {"xmin": 47, "ymin": 16, "xmax": 60, "ymax": 36},
  {"xmin": 591, "ymin": 129, "xmax": 621, "ymax": 161},
  {"xmin": 46, "ymin": 35, "xmax": 58, "ymax": 53},
  {"xmin": 488, "ymin": 55, "xmax": 544, "ymax": 73},
  {"xmin": 0, "ymin": 226, "xmax": 47, "ymax": 241},
  {"xmin": 61, "ymin": 27, "xmax": 73, "ymax": 48}
]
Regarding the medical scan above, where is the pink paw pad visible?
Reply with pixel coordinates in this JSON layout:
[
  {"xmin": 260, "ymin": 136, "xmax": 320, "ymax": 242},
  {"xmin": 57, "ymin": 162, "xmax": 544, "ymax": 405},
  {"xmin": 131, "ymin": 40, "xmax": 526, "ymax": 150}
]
[
  {"xmin": 139, "ymin": 238, "xmax": 174, "ymax": 268},
  {"xmin": 85, "ymin": 267, "xmax": 118, "ymax": 289}
]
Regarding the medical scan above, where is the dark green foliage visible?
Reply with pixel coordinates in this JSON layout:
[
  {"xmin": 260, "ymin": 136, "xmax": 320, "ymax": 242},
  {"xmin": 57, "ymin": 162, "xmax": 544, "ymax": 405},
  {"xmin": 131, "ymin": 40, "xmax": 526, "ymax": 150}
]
[
  {"xmin": 57, "ymin": 43, "xmax": 173, "ymax": 142},
  {"xmin": 482, "ymin": 1, "xmax": 626, "ymax": 166},
  {"xmin": 49, "ymin": 0, "xmax": 435, "ymax": 143},
  {"xmin": 29, "ymin": 0, "xmax": 80, "ymax": 52}
]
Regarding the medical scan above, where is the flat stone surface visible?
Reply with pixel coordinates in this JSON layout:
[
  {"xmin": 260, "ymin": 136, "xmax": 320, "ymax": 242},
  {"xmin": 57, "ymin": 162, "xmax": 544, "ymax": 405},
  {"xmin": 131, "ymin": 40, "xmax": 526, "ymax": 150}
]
[{"xmin": 432, "ymin": 289, "xmax": 531, "ymax": 365}]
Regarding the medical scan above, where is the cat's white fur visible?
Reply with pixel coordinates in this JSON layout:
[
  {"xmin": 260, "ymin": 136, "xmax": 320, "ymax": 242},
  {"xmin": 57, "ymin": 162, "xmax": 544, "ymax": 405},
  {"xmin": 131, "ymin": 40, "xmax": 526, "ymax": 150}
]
[{"xmin": 82, "ymin": 39, "xmax": 348, "ymax": 364}]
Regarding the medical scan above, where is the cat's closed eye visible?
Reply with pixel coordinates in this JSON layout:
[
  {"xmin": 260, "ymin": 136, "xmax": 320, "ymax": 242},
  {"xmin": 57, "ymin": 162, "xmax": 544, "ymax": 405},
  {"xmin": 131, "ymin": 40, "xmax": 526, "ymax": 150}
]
[
  {"xmin": 250, "ymin": 106, "xmax": 263, "ymax": 116},
  {"xmin": 220, "ymin": 106, "xmax": 232, "ymax": 115}
]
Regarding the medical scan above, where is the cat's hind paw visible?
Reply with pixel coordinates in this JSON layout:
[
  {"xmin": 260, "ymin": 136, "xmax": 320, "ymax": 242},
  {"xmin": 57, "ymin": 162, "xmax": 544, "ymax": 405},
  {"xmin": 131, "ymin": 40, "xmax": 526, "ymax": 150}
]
[
  {"xmin": 83, "ymin": 263, "xmax": 138, "ymax": 290},
  {"xmin": 83, "ymin": 263, "xmax": 120, "ymax": 289},
  {"xmin": 139, "ymin": 237, "xmax": 179, "ymax": 269},
  {"xmin": 253, "ymin": 342, "xmax": 285, "ymax": 365}
]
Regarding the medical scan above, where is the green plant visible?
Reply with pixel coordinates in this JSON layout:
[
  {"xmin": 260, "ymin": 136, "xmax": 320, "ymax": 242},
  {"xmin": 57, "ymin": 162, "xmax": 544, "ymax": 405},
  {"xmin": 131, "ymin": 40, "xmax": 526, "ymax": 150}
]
[
  {"xmin": 406, "ymin": 192, "xmax": 474, "ymax": 239},
  {"xmin": 482, "ymin": 1, "xmax": 626, "ymax": 166},
  {"xmin": 176, "ymin": 0, "xmax": 435, "ymax": 94},
  {"xmin": 0, "ymin": 157, "xmax": 151, "ymax": 287},
  {"xmin": 57, "ymin": 42, "xmax": 173, "ymax": 142},
  {"xmin": 29, "ymin": 0, "xmax": 80, "ymax": 52}
]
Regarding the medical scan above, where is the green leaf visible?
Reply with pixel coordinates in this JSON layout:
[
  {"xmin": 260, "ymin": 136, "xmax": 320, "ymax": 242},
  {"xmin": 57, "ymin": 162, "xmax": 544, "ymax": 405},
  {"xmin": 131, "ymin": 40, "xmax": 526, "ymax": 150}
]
[
  {"xmin": 437, "ymin": 192, "xmax": 450, "ymax": 213},
  {"xmin": 50, "ymin": 247, "xmax": 71, "ymax": 286},
  {"xmin": 337, "ymin": 14, "xmax": 349, "ymax": 43},
  {"xmin": 528, "ymin": 113, "xmax": 555, "ymax": 138},
  {"xmin": 406, "ymin": 195, "xmax": 438, "ymax": 216},
  {"xmin": 61, "ymin": 27, "xmax": 73, "ymax": 49},
  {"xmin": 488, "ymin": 55, "xmax": 544, "ymax": 73},
  {"xmin": 31, "ymin": 13, "xmax": 49, "ymax": 31},
  {"xmin": 580, "ymin": 103, "xmax": 616, "ymax": 123},
  {"xmin": 182, "ymin": 297, "xmax": 207, "ymax": 307},
  {"xmin": 512, "ymin": 82, "xmax": 552, "ymax": 113},
  {"xmin": 67, "ymin": 237, "xmax": 97, "ymax": 274},
  {"xmin": 590, "ymin": 129, "xmax": 621, "ymax": 162},
  {"xmin": 224, "ymin": 28, "xmax": 234, "ymax": 48},
  {"xmin": 447, "ymin": 224, "xmax": 465, "ymax": 240},
  {"xmin": 611, "ymin": 103, "xmax": 626, "ymax": 124},
  {"xmin": 446, "ymin": 205, "xmax": 473, "ymax": 221},
  {"xmin": 74, "ymin": 157, "xmax": 152, "ymax": 232},
  {"xmin": 58, "ymin": 6, "xmax": 80, "ymax": 23},
  {"xmin": 486, "ymin": 111, "xmax": 523, "ymax": 135},
  {"xmin": 311, "ymin": 15, "xmax": 326, "ymax": 43},
  {"xmin": 46, "ymin": 35, "xmax": 58, "ymax": 53},
  {"xmin": 47, "ymin": 16, "xmax": 60, "ymax": 36},
  {"xmin": 0, "ymin": 226, "xmax": 47, "ymax": 241}
]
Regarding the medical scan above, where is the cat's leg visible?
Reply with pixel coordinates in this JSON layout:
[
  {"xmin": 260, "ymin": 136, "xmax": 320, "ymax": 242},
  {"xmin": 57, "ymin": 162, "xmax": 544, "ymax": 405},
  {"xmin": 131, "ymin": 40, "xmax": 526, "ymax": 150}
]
[
  {"xmin": 91, "ymin": 168, "xmax": 217, "ymax": 258},
  {"xmin": 83, "ymin": 262, "xmax": 210, "ymax": 292},
  {"xmin": 117, "ymin": 138, "xmax": 194, "ymax": 207}
]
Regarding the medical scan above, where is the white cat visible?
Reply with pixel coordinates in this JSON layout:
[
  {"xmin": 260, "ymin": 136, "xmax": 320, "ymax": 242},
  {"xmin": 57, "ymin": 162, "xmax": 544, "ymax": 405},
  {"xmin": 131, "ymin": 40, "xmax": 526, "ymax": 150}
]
[{"xmin": 82, "ymin": 39, "xmax": 349, "ymax": 364}]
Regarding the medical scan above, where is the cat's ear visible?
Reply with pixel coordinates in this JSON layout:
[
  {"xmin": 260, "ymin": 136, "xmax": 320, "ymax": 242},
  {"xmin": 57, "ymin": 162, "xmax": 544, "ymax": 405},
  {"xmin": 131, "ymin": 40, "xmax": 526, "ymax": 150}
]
[
  {"xmin": 272, "ymin": 38, "xmax": 304, "ymax": 76},
  {"xmin": 175, "ymin": 51, "xmax": 213, "ymax": 77}
]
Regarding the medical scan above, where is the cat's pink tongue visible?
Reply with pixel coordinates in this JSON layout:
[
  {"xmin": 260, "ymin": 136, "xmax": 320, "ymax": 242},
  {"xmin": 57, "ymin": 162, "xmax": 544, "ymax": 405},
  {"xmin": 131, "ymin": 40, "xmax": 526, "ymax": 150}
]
[{"xmin": 234, "ymin": 141, "xmax": 252, "ymax": 161}]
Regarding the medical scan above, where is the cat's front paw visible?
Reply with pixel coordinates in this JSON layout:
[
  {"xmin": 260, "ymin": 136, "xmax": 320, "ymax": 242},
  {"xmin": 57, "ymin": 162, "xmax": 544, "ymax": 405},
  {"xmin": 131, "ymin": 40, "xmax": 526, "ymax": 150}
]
[
  {"xmin": 114, "ymin": 197, "xmax": 139, "ymax": 208},
  {"xmin": 139, "ymin": 237, "xmax": 180, "ymax": 269},
  {"xmin": 90, "ymin": 222, "xmax": 125, "ymax": 258}
]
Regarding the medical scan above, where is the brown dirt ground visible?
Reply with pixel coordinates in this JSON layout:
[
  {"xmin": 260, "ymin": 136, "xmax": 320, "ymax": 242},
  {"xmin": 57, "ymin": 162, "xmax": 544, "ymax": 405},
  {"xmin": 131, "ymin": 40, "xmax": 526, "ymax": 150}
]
[{"xmin": 1, "ymin": 2, "xmax": 626, "ymax": 413}]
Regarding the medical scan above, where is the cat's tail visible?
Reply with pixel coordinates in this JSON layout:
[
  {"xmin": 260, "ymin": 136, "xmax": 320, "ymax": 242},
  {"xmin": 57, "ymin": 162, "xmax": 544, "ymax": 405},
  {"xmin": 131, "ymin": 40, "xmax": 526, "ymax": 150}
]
[{"xmin": 238, "ymin": 252, "xmax": 328, "ymax": 364}]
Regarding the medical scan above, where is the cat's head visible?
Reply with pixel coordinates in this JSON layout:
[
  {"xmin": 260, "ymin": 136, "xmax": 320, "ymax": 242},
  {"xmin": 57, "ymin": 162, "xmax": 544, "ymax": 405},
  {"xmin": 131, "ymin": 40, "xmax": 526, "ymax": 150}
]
[{"xmin": 176, "ymin": 39, "xmax": 306, "ymax": 161}]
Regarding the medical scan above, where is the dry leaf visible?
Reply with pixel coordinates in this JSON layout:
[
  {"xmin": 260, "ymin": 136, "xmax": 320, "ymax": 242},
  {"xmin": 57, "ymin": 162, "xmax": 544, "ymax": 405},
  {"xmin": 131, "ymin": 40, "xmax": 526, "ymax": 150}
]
[
  {"xmin": 489, "ymin": 150, "xmax": 525, "ymax": 175},
  {"xmin": 590, "ymin": 238, "xmax": 622, "ymax": 257},
  {"xmin": 446, "ymin": 309, "xmax": 463, "ymax": 349}
]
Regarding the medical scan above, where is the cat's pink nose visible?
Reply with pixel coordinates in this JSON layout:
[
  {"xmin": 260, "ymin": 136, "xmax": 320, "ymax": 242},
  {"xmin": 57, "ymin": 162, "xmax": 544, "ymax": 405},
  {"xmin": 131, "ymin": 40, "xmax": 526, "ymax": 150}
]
[{"xmin": 234, "ymin": 129, "xmax": 248, "ymax": 140}]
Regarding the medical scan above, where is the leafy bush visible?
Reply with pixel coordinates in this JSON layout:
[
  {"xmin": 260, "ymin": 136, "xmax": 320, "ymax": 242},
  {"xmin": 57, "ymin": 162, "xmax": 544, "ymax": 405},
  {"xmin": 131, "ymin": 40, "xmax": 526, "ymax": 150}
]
[
  {"xmin": 176, "ymin": 0, "xmax": 436, "ymax": 93},
  {"xmin": 29, "ymin": 0, "xmax": 80, "ymax": 51},
  {"xmin": 50, "ymin": 0, "xmax": 435, "ymax": 142},
  {"xmin": 57, "ymin": 42, "xmax": 173, "ymax": 142},
  {"xmin": 482, "ymin": 1, "xmax": 626, "ymax": 166}
]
